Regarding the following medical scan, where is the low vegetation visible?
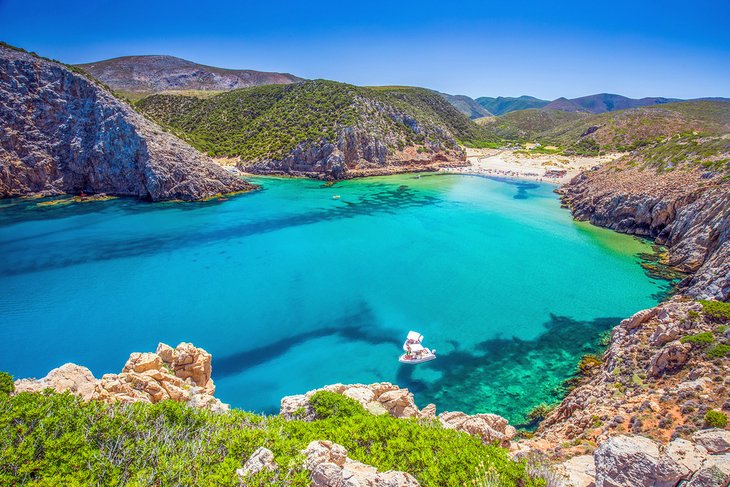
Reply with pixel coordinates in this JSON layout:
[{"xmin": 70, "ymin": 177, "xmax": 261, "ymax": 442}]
[
  {"xmin": 0, "ymin": 389, "xmax": 545, "ymax": 486},
  {"xmin": 703, "ymin": 409, "xmax": 728, "ymax": 428},
  {"xmin": 700, "ymin": 300, "xmax": 730, "ymax": 322}
]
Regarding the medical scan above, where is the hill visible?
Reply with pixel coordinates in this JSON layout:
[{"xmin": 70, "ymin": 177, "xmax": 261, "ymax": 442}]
[
  {"xmin": 138, "ymin": 82, "xmax": 495, "ymax": 178},
  {"xmin": 476, "ymin": 95, "xmax": 550, "ymax": 116},
  {"xmin": 0, "ymin": 43, "xmax": 252, "ymax": 201},
  {"xmin": 560, "ymin": 93, "xmax": 677, "ymax": 114},
  {"xmin": 76, "ymin": 55, "xmax": 302, "ymax": 98},
  {"xmin": 435, "ymin": 91, "xmax": 492, "ymax": 119}
]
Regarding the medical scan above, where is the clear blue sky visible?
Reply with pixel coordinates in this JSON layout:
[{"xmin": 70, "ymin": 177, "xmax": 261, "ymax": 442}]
[{"xmin": 1, "ymin": 0, "xmax": 728, "ymax": 99}]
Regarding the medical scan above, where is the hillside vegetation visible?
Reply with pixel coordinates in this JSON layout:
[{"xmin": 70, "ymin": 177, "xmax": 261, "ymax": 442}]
[
  {"xmin": 481, "ymin": 101, "xmax": 730, "ymax": 171},
  {"xmin": 138, "ymin": 81, "xmax": 496, "ymax": 163},
  {"xmin": 0, "ymin": 389, "xmax": 545, "ymax": 486}
]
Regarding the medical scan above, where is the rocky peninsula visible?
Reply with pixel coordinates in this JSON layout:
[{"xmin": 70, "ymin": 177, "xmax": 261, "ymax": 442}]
[{"xmin": 0, "ymin": 45, "xmax": 255, "ymax": 201}]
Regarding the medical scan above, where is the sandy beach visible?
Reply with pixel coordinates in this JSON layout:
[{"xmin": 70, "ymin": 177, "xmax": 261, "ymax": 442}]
[{"xmin": 442, "ymin": 148, "xmax": 622, "ymax": 184}]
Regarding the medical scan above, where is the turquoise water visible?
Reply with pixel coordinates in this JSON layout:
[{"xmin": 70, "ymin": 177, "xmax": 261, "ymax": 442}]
[{"xmin": 0, "ymin": 174, "xmax": 669, "ymax": 424}]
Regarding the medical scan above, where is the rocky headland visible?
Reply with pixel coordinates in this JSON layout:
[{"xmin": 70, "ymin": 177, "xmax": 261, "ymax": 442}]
[{"xmin": 0, "ymin": 45, "xmax": 255, "ymax": 201}]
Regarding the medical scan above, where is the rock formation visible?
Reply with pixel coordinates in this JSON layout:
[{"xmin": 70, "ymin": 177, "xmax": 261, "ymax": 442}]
[
  {"xmin": 303, "ymin": 440, "xmax": 420, "ymax": 487},
  {"xmin": 280, "ymin": 382, "xmax": 517, "ymax": 447},
  {"xmin": 559, "ymin": 163, "xmax": 729, "ymax": 300},
  {"xmin": 536, "ymin": 297, "xmax": 729, "ymax": 448},
  {"xmin": 13, "ymin": 342, "xmax": 227, "ymax": 412},
  {"xmin": 0, "ymin": 45, "xmax": 255, "ymax": 201}
]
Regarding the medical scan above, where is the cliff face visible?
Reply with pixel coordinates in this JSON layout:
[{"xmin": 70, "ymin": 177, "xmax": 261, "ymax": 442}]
[
  {"xmin": 0, "ymin": 46, "xmax": 255, "ymax": 201},
  {"xmin": 559, "ymin": 163, "xmax": 729, "ymax": 300}
]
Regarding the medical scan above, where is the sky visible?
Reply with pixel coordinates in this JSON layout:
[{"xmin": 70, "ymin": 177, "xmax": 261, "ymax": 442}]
[{"xmin": 1, "ymin": 0, "xmax": 729, "ymax": 99}]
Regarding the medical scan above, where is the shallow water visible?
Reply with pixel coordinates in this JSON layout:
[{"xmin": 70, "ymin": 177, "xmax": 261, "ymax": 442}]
[{"xmin": 0, "ymin": 174, "xmax": 669, "ymax": 423}]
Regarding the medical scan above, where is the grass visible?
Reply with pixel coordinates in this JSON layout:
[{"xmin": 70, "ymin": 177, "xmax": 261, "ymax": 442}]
[{"xmin": 0, "ymin": 390, "xmax": 544, "ymax": 486}]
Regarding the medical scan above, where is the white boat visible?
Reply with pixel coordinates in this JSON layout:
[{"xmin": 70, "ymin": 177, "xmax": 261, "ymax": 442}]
[{"xmin": 399, "ymin": 330, "xmax": 436, "ymax": 364}]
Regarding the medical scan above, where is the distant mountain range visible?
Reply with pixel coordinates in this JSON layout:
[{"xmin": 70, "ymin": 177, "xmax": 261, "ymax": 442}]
[
  {"xmin": 76, "ymin": 55, "xmax": 302, "ymax": 96},
  {"xmin": 476, "ymin": 96, "xmax": 549, "ymax": 116},
  {"xmin": 435, "ymin": 92, "xmax": 492, "ymax": 118}
]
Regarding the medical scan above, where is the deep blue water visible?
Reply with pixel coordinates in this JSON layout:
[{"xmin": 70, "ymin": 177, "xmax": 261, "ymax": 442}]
[{"xmin": 0, "ymin": 174, "xmax": 669, "ymax": 423}]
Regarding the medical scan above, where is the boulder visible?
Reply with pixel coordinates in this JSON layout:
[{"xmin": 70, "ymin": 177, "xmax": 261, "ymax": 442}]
[
  {"xmin": 620, "ymin": 308, "xmax": 657, "ymax": 331},
  {"xmin": 594, "ymin": 435, "xmax": 661, "ymax": 487},
  {"xmin": 692, "ymin": 429, "xmax": 730, "ymax": 455},
  {"xmin": 236, "ymin": 447, "xmax": 277, "ymax": 479},
  {"xmin": 13, "ymin": 363, "xmax": 98, "ymax": 401},
  {"xmin": 558, "ymin": 455, "xmax": 596, "ymax": 487},
  {"xmin": 649, "ymin": 340, "xmax": 691, "ymax": 377},
  {"xmin": 438, "ymin": 411, "xmax": 516, "ymax": 447}
]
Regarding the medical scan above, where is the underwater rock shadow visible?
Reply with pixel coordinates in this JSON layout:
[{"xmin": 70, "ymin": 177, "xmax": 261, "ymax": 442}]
[
  {"xmin": 396, "ymin": 313, "xmax": 622, "ymax": 424},
  {"xmin": 213, "ymin": 302, "xmax": 401, "ymax": 379}
]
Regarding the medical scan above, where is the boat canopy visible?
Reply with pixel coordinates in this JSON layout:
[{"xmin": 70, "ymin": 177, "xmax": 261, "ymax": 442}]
[{"xmin": 407, "ymin": 331, "xmax": 423, "ymax": 342}]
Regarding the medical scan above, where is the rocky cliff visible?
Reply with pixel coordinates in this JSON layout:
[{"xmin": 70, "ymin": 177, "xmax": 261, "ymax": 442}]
[
  {"xmin": 0, "ymin": 45, "xmax": 255, "ymax": 201},
  {"xmin": 558, "ymin": 162, "xmax": 729, "ymax": 300}
]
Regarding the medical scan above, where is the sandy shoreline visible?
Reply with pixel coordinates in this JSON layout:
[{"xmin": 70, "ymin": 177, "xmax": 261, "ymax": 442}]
[{"xmin": 441, "ymin": 148, "xmax": 622, "ymax": 184}]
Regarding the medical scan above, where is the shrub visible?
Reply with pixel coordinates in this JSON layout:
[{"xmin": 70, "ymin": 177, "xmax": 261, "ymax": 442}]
[
  {"xmin": 699, "ymin": 300, "xmax": 730, "ymax": 322},
  {"xmin": 0, "ymin": 372, "xmax": 13, "ymax": 395},
  {"xmin": 309, "ymin": 390, "xmax": 366, "ymax": 419},
  {"xmin": 680, "ymin": 332, "xmax": 715, "ymax": 345},
  {"xmin": 578, "ymin": 354, "xmax": 603, "ymax": 374},
  {"xmin": 0, "ymin": 390, "xmax": 539, "ymax": 486},
  {"xmin": 706, "ymin": 344, "xmax": 730, "ymax": 359},
  {"xmin": 704, "ymin": 410, "xmax": 728, "ymax": 428}
]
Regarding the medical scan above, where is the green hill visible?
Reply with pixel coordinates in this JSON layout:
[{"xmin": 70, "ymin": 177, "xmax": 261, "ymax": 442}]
[
  {"xmin": 476, "ymin": 96, "xmax": 550, "ymax": 116},
  {"xmin": 138, "ymin": 81, "xmax": 496, "ymax": 178}
]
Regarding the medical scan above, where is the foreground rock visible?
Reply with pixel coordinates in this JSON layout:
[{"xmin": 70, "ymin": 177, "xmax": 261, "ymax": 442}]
[
  {"xmin": 280, "ymin": 382, "xmax": 516, "ymax": 447},
  {"xmin": 592, "ymin": 434, "xmax": 729, "ymax": 487},
  {"xmin": 559, "ymin": 163, "xmax": 729, "ymax": 300},
  {"xmin": 0, "ymin": 44, "xmax": 255, "ymax": 201},
  {"xmin": 304, "ymin": 440, "xmax": 420, "ymax": 487},
  {"xmin": 14, "ymin": 342, "xmax": 227, "ymax": 412}
]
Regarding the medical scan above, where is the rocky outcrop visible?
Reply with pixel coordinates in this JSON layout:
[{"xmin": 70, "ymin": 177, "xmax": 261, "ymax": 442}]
[
  {"xmin": 13, "ymin": 342, "xmax": 227, "ymax": 412},
  {"xmin": 280, "ymin": 382, "xmax": 517, "ymax": 447},
  {"xmin": 303, "ymin": 440, "xmax": 420, "ymax": 487},
  {"xmin": 280, "ymin": 382, "xmax": 434, "ymax": 421},
  {"xmin": 0, "ymin": 45, "xmax": 255, "ymax": 201},
  {"xmin": 14, "ymin": 363, "xmax": 98, "ymax": 401},
  {"xmin": 235, "ymin": 447, "xmax": 277, "ymax": 480},
  {"xmin": 439, "ymin": 411, "xmax": 517, "ymax": 448},
  {"xmin": 537, "ymin": 297, "xmax": 729, "ymax": 447},
  {"xmin": 559, "ymin": 163, "xmax": 729, "ymax": 300}
]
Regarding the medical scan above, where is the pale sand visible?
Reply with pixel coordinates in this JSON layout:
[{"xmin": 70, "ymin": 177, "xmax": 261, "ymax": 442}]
[{"xmin": 442, "ymin": 148, "xmax": 622, "ymax": 184}]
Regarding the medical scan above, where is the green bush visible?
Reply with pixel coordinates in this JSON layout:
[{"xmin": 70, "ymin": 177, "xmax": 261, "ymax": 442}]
[
  {"xmin": 700, "ymin": 300, "xmax": 730, "ymax": 322},
  {"xmin": 0, "ymin": 371, "xmax": 13, "ymax": 395},
  {"xmin": 0, "ymin": 390, "xmax": 541, "ymax": 486},
  {"xmin": 704, "ymin": 410, "xmax": 728, "ymax": 428},
  {"xmin": 706, "ymin": 344, "xmax": 730, "ymax": 359},
  {"xmin": 679, "ymin": 332, "xmax": 715, "ymax": 345},
  {"xmin": 578, "ymin": 354, "xmax": 603, "ymax": 374},
  {"xmin": 309, "ymin": 390, "xmax": 366, "ymax": 419}
]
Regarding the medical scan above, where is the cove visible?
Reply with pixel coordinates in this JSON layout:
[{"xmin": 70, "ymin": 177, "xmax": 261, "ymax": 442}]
[{"xmin": 0, "ymin": 174, "xmax": 670, "ymax": 424}]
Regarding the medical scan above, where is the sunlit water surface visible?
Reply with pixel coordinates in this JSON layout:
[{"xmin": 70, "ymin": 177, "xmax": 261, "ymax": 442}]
[{"xmin": 0, "ymin": 174, "xmax": 670, "ymax": 423}]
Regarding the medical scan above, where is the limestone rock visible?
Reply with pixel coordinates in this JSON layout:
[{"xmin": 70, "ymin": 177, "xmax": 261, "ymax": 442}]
[
  {"xmin": 0, "ymin": 45, "xmax": 254, "ymax": 201},
  {"xmin": 693, "ymin": 430, "xmax": 730, "ymax": 455},
  {"xmin": 236, "ymin": 446, "xmax": 277, "ymax": 479},
  {"xmin": 13, "ymin": 363, "xmax": 98, "ymax": 401}
]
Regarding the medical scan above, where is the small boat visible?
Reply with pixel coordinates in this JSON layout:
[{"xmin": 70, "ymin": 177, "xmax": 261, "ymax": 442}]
[
  {"xmin": 332, "ymin": 195, "xmax": 341, "ymax": 200},
  {"xmin": 399, "ymin": 330, "xmax": 436, "ymax": 364}
]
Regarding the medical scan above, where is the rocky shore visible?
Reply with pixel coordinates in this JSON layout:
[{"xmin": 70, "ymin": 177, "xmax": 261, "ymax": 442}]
[
  {"xmin": 0, "ymin": 45, "xmax": 255, "ymax": 201},
  {"xmin": 558, "ymin": 162, "xmax": 729, "ymax": 300}
]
